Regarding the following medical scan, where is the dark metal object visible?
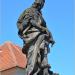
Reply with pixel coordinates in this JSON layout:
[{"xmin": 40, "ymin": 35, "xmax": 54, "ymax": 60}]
[{"xmin": 17, "ymin": 0, "xmax": 58, "ymax": 75}]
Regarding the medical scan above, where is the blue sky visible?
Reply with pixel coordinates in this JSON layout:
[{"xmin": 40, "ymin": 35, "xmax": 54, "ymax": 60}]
[{"xmin": 0, "ymin": 0, "xmax": 74, "ymax": 75}]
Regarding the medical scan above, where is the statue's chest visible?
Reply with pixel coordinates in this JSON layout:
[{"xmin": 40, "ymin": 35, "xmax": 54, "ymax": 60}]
[
  {"xmin": 25, "ymin": 9, "xmax": 46, "ymax": 27},
  {"xmin": 32, "ymin": 11, "xmax": 46, "ymax": 27}
]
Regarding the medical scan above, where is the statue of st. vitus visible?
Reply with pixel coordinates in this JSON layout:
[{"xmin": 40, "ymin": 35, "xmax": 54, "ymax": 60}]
[{"xmin": 17, "ymin": 0, "xmax": 58, "ymax": 75}]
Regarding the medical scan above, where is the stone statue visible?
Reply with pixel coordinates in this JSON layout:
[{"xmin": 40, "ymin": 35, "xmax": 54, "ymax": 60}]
[{"xmin": 17, "ymin": 0, "xmax": 58, "ymax": 75}]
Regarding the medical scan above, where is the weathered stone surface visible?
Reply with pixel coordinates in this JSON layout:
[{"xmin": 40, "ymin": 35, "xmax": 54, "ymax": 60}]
[{"xmin": 17, "ymin": 0, "xmax": 58, "ymax": 75}]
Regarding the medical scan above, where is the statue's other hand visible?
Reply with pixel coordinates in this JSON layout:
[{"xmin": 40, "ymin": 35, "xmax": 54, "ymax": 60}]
[
  {"xmin": 18, "ymin": 24, "xmax": 23, "ymax": 31},
  {"xmin": 51, "ymin": 40, "xmax": 55, "ymax": 47}
]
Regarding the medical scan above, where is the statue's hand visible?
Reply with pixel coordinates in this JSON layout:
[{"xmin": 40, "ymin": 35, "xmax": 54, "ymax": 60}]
[{"xmin": 50, "ymin": 40, "xmax": 55, "ymax": 47}]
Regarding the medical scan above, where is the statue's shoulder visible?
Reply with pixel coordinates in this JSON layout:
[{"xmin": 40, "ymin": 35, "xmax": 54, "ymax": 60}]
[
  {"xmin": 18, "ymin": 8, "xmax": 33, "ymax": 20},
  {"xmin": 18, "ymin": 7, "xmax": 40, "ymax": 22}
]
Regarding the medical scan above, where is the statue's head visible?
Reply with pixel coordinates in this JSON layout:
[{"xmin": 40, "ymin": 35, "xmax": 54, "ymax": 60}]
[{"xmin": 32, "ymin": 0, "xmax": 45, "ymax": 10}]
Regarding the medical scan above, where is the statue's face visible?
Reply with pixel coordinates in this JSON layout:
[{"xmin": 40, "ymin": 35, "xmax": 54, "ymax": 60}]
[
  {"xmin": 37, "ymin": 2, "xmax": 45, "ymax": 10},
  {"xmin": 35, "ymin": 0, "xmax": 45, "ymax": 10},
  {"xmin": 32, "ymin": 0, "xmax": 45, "ymax": 10},
  {"xmin": 35, "ymin": 0, "xmax": 45, "ymax": 4}
]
